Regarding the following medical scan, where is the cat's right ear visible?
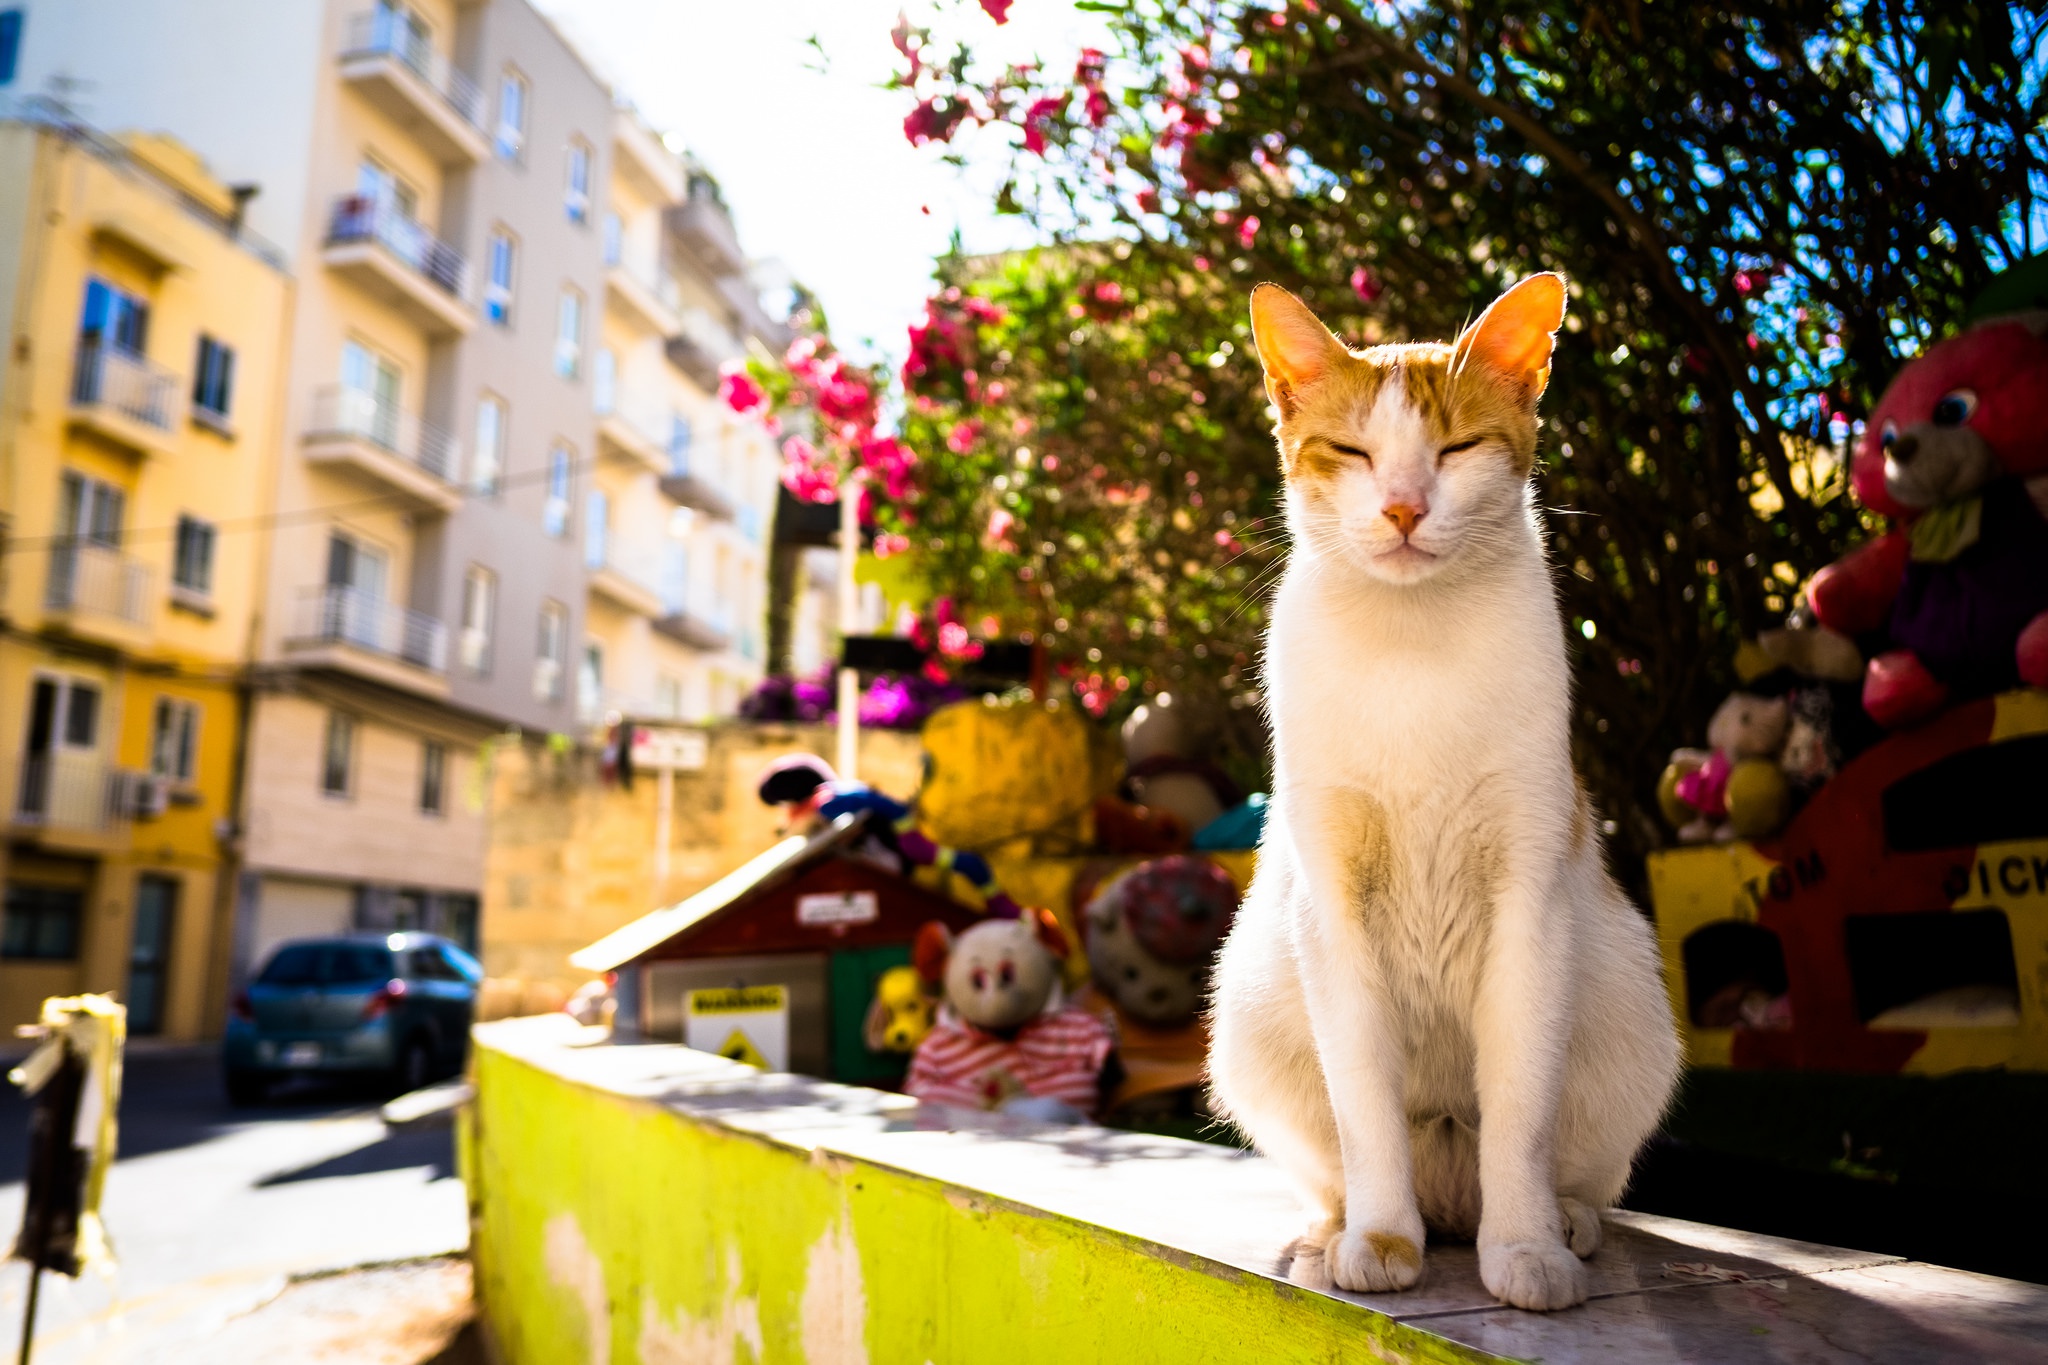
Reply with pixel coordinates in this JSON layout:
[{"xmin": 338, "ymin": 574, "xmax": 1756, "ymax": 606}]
[{"xmin": 1250, "ymin": 284, "xmax": 1345, "ymax": 419}]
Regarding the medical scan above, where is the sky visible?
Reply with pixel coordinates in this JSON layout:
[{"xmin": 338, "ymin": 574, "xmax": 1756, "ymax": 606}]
[{"xmin": 531, "ymin": 0, "xmax": 1111, "ymax": 366}]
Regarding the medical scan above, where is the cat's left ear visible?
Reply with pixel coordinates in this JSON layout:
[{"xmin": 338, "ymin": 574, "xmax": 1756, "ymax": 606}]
[
  {"xmin": 1250, "ymin": 284, "xmax": 1346, "ymax": 418},
  {"xmin": 1454, "ymin": 272, "xmax": 1567, "ymax": 398}
]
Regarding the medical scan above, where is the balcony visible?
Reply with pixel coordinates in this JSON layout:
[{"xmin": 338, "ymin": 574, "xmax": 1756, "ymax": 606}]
[
  {"xmin": 45, "ymin": 541, "xmax": 154, "ymax": 646},
  {"xmin": 323, "ymin": 196, "xmax": 473, "ymax": 336},
  {"xmin": 654, "ymin": 608, "xmax": 731, "ymax": 653},
  {"xmin": 284, "ymin": 585, "xmax": 450, "ymax": 698},
  {"xmin": 587, "ymin": 546, "xmax": 665, "ymax": 618},
  {"xmin": 665, "ymin": 192, "xmax": 744, "ymax": 277},
  {"xmin": 337, "ymin": 10, "xmax": 489, "ymax": 165},
  {"xmin": 12, "ymin": 752, "xmax": 123, "ymax": 840},
  {"xmin": 658, "ymin": 452, "xmax": 736, "ymax": 521},
  {"xmin": 302, "ymin": 385, "xmax": 463, "ymax": 513},
  {"xmin": 595, "ymin": 411, "xmax": 667, "ymax": 477},
  {"xmin": 69, "ymin": 341, "xmax": 182, "ymax": 457},
  {"xmin": 605, "ymin": 260, "xmax": 683, "ymax": 339}
]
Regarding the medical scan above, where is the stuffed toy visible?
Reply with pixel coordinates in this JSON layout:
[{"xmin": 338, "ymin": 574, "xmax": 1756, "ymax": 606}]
[
  {"xmin": 862, "ymin": 964, "xmax": 939, "ymax": 1054},
  {"xmin": 1807, "ymin": 319, "xmax": 2048, "ymax": 728},
  {"xmin": 903, "ymin": 913, "xmax": 1115, "ymax": 1122},
  {"xmin": 1082, "ymin": 855, "xmax": 1238, "ymax": 1028},
  {"xmin": 757, "ymin": 754, "xmax": 1023, "ymax": 918},
  {"xmin": 1659, "ymin": 693, "xmax": 1792, "ymax": 844},
  {"xmin": 1120, "ymin": 694, "xmax": 1242, "ymax": 834}
]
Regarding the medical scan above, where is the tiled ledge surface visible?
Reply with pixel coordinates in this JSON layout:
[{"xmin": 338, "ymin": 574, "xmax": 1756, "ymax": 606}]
[{"xmin": 476, "ymin": 1016, "xmax": 2048, "ymax": 1362}]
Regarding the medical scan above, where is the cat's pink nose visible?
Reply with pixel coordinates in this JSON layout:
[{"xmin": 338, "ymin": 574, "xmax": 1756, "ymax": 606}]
[{"xmin": 1383, "ymin": 502, "xmax": 1427, "ymax": 537}]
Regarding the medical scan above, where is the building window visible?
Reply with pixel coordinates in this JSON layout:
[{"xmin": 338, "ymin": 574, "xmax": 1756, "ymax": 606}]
[
  {"xmin": 654, "ymin": 673, "xmax": 682, "ymax": 720},
  {"xmin": 321, "ymin": 711, "xmax": 355, "ymax": 796},
  {"xmin": 484, "ymin": 229, "xmax": 516, "ymax": 326},
  {"xmin": 584, "ymin": 489, "xmax": 608, "ymax": 569},
  {"xmin": 192, "ymin": 335, "xmax": 235, "ymax": 425},
  {"xmin": 565, "ymin": 140, "xmax": 592, "ymax": 224},
  {"xmin": 0, "ymin": 11, "xmax": 24, "ymax": 89},
  {"xmin": 172, "ymin": 515, "xmax": 215, "ymax": 598},
  {"xmin": 420, "ymin": 741, "xmax": 446, "ymax": 815},
  {"xmin": 666, "ymin": 412, "xmax": 693, "ymax": 476},
  {"xmin": 150, "ymin": 697, "xmax": 199, "ymax": 783},
  {"xmin": 592, "ymin": 347, "xmax": 615, "ymax": 415},
  {"xmin": 544, "ymin": 445, "xmax": 572, "ymax": 537},
  {"xmin": 473, "ymin": 394, "xmax": 506, "ymax": 494},
  {"xmin": 2, "ymin": 886, "xmax": 82, "ymax": 961},
  {"xmin": 460, "ymin": 566, "xmax": 496, "ymax": 675},
  {"xmin": 496, "ymin": 67, "xmax": 527, "ymax": 162},
  {"xmin": 535, "ymin": 601, "xmax": 566, "ymax": 702},
  {"xmin": 79, "ymin": 276, "xmax": 149, "ymax": 353},
  {"xmin": 577, "ymin": 643, "xmax": 603, "ymax": 719},
  {"xmin": 601, "ymin": 211, "xmax": 622, "ymax": 266},
  {"xmin": 554, "ymin": 288, "xmax": 583, "ymax": 379}
]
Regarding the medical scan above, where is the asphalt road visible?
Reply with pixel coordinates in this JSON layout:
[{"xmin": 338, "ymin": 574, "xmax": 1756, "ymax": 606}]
[{"xmin": 0, "ymin": 1048, "xmax": 468, "ymax": 1364}]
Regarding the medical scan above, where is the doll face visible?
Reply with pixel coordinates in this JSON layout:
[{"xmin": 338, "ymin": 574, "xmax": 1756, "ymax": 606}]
[
  {"xmin": 943, "ymin": 919, "xmax": 1058, "ymax": 1031},
  {"xmin": 1087, "ymin": 912, "xmax": 1206, "ymax": 1026},
  {"xmin": 1857, "ymin": 322, "xmax": 2048, "ymax": 516},
  {"xmin": 1706, "ymin": 693, "xmax": 1790, "ymax": 758}
]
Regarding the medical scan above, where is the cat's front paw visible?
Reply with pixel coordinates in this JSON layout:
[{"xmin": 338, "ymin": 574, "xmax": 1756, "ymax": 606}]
[
  {"xmin": 1558, "ymin": 1197, "xmax": 1602, "ymax": 1258},
  {"xmin": 1480, "ymin": 1239, "xmax": 1588, "ymax": 1311},
  {"xmin": 1328, "ymin": 1227, "xmax": 1425, "ymax": 1293}
]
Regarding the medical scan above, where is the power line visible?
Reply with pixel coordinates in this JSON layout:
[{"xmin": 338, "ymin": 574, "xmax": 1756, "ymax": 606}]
[{"xmin": 1, "ymin": 444, "xmax": 743, "ymax": 557}]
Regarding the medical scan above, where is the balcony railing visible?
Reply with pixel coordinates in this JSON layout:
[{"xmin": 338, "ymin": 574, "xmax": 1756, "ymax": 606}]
[
  {"xmin": 14, "ymin": 752, "xmax": 119, "ymax": 832},
  {"xmin": 342, "ymin": 9, "xmax": 484, "ymax": 129},
  {"xmin": 46, "ymin": 541, "xmax": 153, "ymax": 629},
  {"xmin": 71, "ymin": 340, "xmax": 179, "ymax": 435},
  {"xmin": 290, "ymin": 585, "xmax": 448, "ymax": 673},
  {"xmin": 307, "ymin": 384, "xmax": 459, "ymax": 482},
  {"xmin": 326, "ymin": 195, "xmax": 469, "ymax": 300}
]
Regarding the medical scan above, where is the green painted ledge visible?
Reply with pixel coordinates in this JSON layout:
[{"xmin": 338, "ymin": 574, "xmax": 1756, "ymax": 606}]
[{"xmin": 462, "ymin": 1016, "xmax": 2048, "ymax": 1364}]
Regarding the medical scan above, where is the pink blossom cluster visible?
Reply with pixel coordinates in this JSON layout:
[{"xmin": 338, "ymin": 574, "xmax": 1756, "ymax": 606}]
[
  {"xmin": 903, "ymin": 288, "xmax": 1005, "ymax": 397},
  {"xmin": 719, "ymin": 338, "xmax": 921, "ymax": 518}
]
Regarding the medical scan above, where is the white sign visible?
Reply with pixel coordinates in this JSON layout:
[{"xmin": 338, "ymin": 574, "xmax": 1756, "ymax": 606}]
[
  {"xmin": 796, "ymin": 891, "xmax": 879, "ymax": 928},
  {"xmin": 685, "ymin": 985, "xmax": 788, "ymax": 1070},
  {"xmin": 631, "ymin": 727, "xmax": 707, "ymax": 771}
]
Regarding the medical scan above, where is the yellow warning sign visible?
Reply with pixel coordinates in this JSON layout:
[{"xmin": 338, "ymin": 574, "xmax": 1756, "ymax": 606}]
[
  {"xmin": 717, "ymin": 1030, "xmax": 770, "ymax": 1068},
  {"xmin": 685, "ymin": 984, "xmax": 789, "ymax": 1070}
]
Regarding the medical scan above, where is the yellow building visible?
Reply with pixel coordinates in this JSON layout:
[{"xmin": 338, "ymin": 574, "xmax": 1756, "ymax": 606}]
[{"xmin": 0, "ymin": 121, "xmax": 291, "ymax": 1039}]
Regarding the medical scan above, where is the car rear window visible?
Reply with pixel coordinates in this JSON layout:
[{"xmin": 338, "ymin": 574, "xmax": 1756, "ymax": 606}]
[
  {"xmin": 255, "ymin": 943, "xmax": 393, "ymax": 986},
  {"xmin": 257, "ymin": 945, "xmax": 324, "ymax": 985}
]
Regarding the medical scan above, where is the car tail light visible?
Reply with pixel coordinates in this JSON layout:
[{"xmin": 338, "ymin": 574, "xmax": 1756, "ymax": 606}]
[
  {"xmin": 231, "ymin": 991, "xmax": 253, "ymax": 1022},
  {"xmin": 360, "ymin": 978, "xmax": 409, "ymax": 1020}
]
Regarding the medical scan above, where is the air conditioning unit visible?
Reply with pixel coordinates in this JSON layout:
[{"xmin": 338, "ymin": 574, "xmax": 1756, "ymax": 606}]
[{"xmin": 112, "ymin": 771, "xmax": 171, "ymax": 820}]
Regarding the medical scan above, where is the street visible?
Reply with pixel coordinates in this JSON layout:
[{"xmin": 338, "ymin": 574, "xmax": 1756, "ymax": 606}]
[{"xmin": 0, "ymin": 1049, "xmax": 467, "ymax": 1364}]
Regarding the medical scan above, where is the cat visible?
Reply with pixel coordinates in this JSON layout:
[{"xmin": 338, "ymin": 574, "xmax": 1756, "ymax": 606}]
[{"xmin": 1206, "ymin": 273, "xmax": 1680, "ymax": 1312}]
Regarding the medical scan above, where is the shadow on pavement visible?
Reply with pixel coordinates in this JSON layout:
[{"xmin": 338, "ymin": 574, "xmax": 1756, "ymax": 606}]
[{"xmin": 255, "ymin": 1123, "xmax": 457, "ymax": 1187}]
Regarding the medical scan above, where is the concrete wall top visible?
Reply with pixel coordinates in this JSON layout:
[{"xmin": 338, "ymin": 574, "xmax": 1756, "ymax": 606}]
[{"xmin": 469, "ymin": 1015, "xmax": 2048, "ymax": 1363}]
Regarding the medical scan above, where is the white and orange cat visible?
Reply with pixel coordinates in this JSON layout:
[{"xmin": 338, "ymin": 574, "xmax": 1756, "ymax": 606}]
[{"xmin": 1207, "ymin": 274, "xmax": 1680, "ymax": 1311}]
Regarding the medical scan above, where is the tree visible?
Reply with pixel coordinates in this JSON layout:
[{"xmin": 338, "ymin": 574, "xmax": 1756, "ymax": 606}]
[{"xmin": 883, "ymin": 0, "xmax": 2047, "ymax": 874}]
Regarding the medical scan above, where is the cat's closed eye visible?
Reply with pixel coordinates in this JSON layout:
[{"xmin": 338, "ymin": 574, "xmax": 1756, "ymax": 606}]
[
  {"xmin": 1438, "ymin": 437, "xmax": 1483, "ymax": 461},
  {"xmin": 1326, "ymin": 440, "xmax": 1374, "ymax": 464}
]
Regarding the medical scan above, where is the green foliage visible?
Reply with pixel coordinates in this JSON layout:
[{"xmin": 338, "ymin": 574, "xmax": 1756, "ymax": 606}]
[{"xmin": 894, "ymin": 0, "xmax": 2047, "ymax": 872}]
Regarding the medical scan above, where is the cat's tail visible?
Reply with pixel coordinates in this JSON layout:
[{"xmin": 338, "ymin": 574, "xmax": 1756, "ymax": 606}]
[{"xmin": 1413, "ymin": 1115, "xmax": 1481, "ymax": 1240}]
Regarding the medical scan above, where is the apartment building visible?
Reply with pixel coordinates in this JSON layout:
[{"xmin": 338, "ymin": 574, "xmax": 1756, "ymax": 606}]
[
  {"xmin": 0, "ymin": 121, "xmax": 292, "ymax": 1039},
  {"xmin": 583, "ymin": 106, "xmax": 783, "ymax": 732},
  {"xmin": 7, "ymin": 0, "xmax": 794, "ymax": 993}
]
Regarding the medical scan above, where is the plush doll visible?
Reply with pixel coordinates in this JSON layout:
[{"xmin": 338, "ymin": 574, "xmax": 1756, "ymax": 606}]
[
  {"xmin": 862, "ymin": 964, "xmax": 939, "ymax": 1054},
  {"xmin": 1082, "ymin": 856, "xmax": 1238, "ymax": 1028},
  {"xmin": 1119, "ymin": 694, "xmax": 1242, "ymax": 834},
  {"xmin": 1659, "ymin": 692, "xmax": 1792, "ymax": 844},
  {"xmin": 903, "ymin": 913, "xmax": 1116, "ymax": 1122},
  {"xmin": 1807, "ymin": 319, "xmax": 2048, "ymax": 728},
  {"xmin": 757, "ymin": 754, "xmax": 1023, "ymax": 917}
]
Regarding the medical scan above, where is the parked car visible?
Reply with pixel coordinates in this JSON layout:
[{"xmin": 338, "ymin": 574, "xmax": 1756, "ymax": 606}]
[{"xmin": 224, "ymin": 933, "xmax": 483, "ymax": 1104}]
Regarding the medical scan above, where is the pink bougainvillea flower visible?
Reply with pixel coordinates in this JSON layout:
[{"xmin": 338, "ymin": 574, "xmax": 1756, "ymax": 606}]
[
  {"xmin": 1192, "ymin": 255, "xmax": 1211, "ymax": 272},
  {"xmin": 964, "ymin": 296, "xmax": 1007, "ymax": 324},
  {"xmin": 985, "ymin": 508, "xmax": 1016, "ymax": 549},
  {"xmin": 874, "ymin": 532, "xmax": 911, "ymax": 559},
  {"xmin": 946, "ymin": 420, "xmax": 982, "ymax": 454},
  {"xmin": 1350, "ymin": 265, "xmax": 1383, "ymax": 303},
  {"xmin": 719, "ymin": 367, "xmax": 766, "ymax": 415},
  {"xmin": 1085, "ymin": 88, "xmax": 1111, "ymax": 128},
  {"xmin": 980, "ymin": 0, "xmax": 1013, "ymax": 22},
  {"xmin": 1238, "ymin": 214, "xmax": 1261, "ymax": 248},
  {"xmin": 816, "ymin": 363, "xmax": 877, "ymax": 426},
  {"xmin": 780, "ymin": 435, "xmax": 840, "ymax": 503},
  {"xmin": 903, "ymin": 97, "xmax": 968, "ymax": 147},
  {"xmin": 1135, "ymin": 187, "xmax": 1161, "ymax": 215},
  {"xmin": 890, "ymin": 12, "xmax": 924, "ymax": 82},
  {"xmin": 1022, "ymin": 93, "xmax": 1068, "ymax": 155}
]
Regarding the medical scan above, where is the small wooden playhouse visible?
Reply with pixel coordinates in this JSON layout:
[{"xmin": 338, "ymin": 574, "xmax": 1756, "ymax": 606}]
[{"xmin": 571, "ymin": 811, "xmax": 983, "ymax": 1085}]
